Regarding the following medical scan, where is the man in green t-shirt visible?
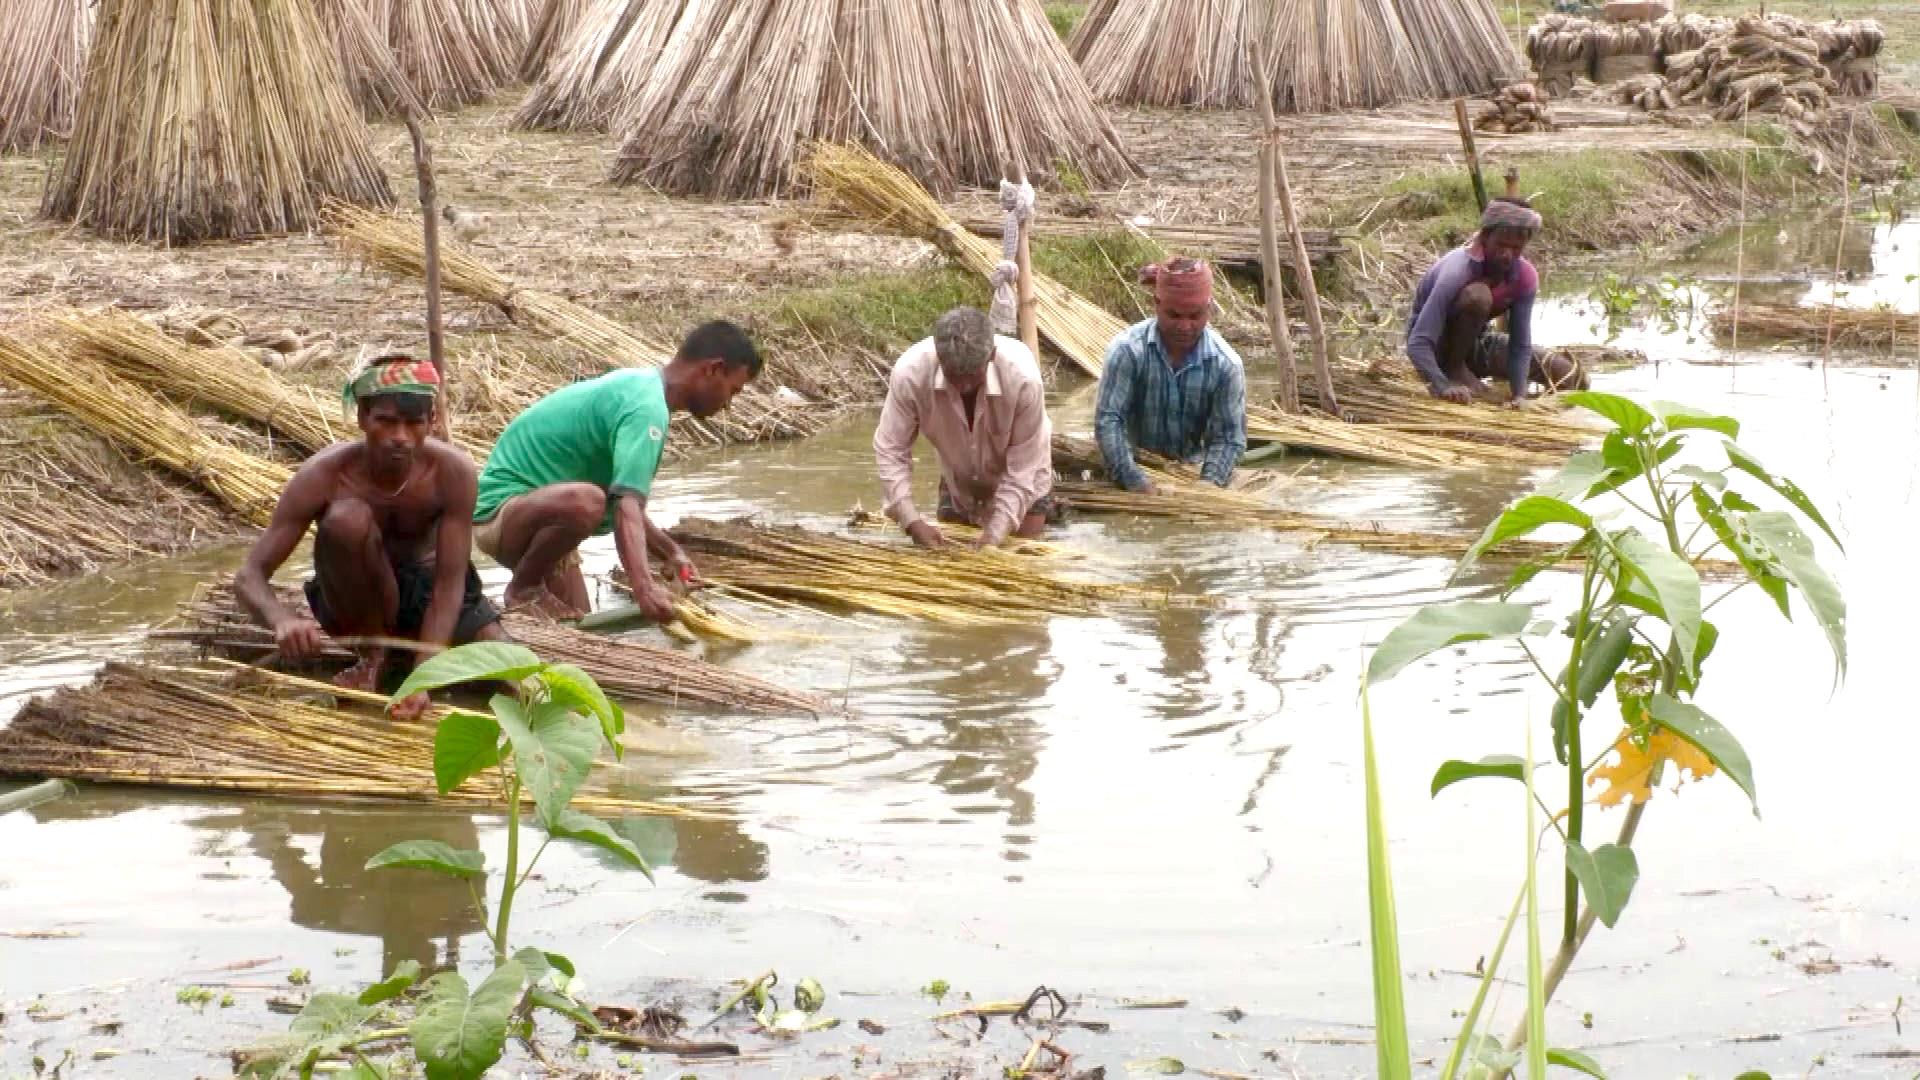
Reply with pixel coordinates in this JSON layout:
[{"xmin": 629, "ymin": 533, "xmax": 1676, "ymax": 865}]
[{"xmin": 473, "ymin": 321, "xmax": 762, "ymax": 620}]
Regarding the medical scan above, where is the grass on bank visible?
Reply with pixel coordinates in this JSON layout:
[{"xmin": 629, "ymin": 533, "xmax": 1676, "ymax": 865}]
[{"xmin": 1044, "ymin": 2, "xmax": 1085, "ymax": 40}]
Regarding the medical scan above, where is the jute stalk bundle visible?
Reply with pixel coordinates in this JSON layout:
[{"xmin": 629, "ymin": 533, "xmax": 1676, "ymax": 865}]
[
  {"xmin": 1069, "ymin": 0, "xmax": 1519, "ymax": 111},
  {"xmin": 377, "ymin": 0, "xmax": 518, "ymax": 110},
  {"xmin": 314, "ymin": 0, "xmax": 426, "ymax": 119},
  {"xmin": 327, "ymin": 203, "xmax": 832, "ymax": 448},
  {"xmin": 41, "ymin": 0, "xmax": 392, "ymax": 245},
  {"xmin": 519, "ymin": 0, "xmax": 588, "ymax": 79},
  {"xmin": 1709, "ymin": 300, "xmax": 1913, "ymax": 353},
  {"xmin": 1476, "ymin": 82, "xmax": 1557, "ymax": 135},
  {"xmin": 0, "ymin": 331, "xmax": 288, "ymax": 525},
  {"xmin": 1525, "ymin": 13, "xmax": 1596, "ymax": 96},
  {"xmin": 668, "ymin": 517, "xmax": 1211, "ymax": 625},
  {"xmin": 173, "ymin": 586, "xmax": 830, "ymax": 714},
  {"xmin": 0, "ymin": 0, "xmax": 93, "ymax": 152},
  {"xmin": 1656, "ymin": 16, "xmax": 1841, "ymax": 123},
  {"xmin": 513, "ymin": 0, "xmax": 693, "ymax": 133},
  {"xmin": 0, "ymin": 661, "xmax": 723, "ymax": 812},
  {"xmin": 607, "ymin": 0, "xmax": 1137, "ymax": 198}
]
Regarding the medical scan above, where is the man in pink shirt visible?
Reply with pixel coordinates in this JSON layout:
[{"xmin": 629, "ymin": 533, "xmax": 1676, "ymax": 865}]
[{"xmin": 874, "ymin": 307, "xmax": 1055, "ymax": 550}]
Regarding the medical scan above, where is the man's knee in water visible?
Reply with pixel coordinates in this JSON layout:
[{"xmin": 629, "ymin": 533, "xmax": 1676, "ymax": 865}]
[{"xmin": 1453, "ymin": 283, "xmax": 1494, "ymax": 320}]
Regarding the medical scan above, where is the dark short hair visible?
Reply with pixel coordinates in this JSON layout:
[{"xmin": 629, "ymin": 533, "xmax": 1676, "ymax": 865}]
[
  {"xmin": 677, "ymin": 320, "xmax": 761, "ymax": 377},
  {"xmin": 360, "ymin": 392, "xmax": 434, "ymax": 421}
]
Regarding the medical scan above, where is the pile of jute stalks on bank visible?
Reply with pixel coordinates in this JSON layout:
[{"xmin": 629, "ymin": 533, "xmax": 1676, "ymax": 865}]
[
  {"xmin": 1524, "ymin": 10, "xmax": 1880, "ymax": 105},
  {"xmin": 1657, "ymin": 16, "xmax": 1844, "ymax": 123},
  {"xmin": 1475, "ymin": 82, "xmax": 1556, "ymax": 134}
]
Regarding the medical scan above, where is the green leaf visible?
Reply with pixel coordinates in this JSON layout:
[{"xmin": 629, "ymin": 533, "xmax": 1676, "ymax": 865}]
[
  {"xmin": 1438, "ymin": 888, "xmax": 1527, "ymax": 1080},
  {"xmin": 1648, "ymin": 401, "xmax": 1739, "ymax": 439},
  {"xmin": 1125, "ymin": 1057, "xmax": 1187, "ymax": 1075},
  {"xmin": 528, "ymin": 987, "xmax": 600, "ymax": 1032},
  {"xmin": 1550, "ymin": 611, "xmax": 1636, "ymax": 764},
  {"xmin": 546, "ymin": 809, "xmax": 654, "ymax": 881},
  {"xmin": 1360, "ymin": 683, "xmax": 1413, "ymax": 1080},
  {"xmin": 794, "ymin": 977, "xmax": 825, "ymax": 1014},
  {"xmin": 1647, "ymin": 695, "xmax": 1757, "ymax": 815},
  {"xmin": 1745, "ymin": 512, "xmax": 1847, "ymax": 681},
  {"xmin": 1587, "ymin": 430, "xmax": 1682, "ymax": 498},
  {"xmin": 603, "ymin": 816, "xmax": 679, "ymax": 871},
  {"xmin": 1460, "ymin": 496, "xmax": 1592, "ymax": 572},
  {"xmin": 409, "ymin": 962, "xmax": 526, "ymax": 1080},
  {"xmin": 257, "ymin": 993, "xmax": 376, "ymax": 1079},
  {"xmin": 1562, "ymin": 391, "xmax": 1654, "ymax": 435},
  {"xmin": 1523, "ymin": 728, "xmax": 1547, "ymax": 1080},
  {"xmin": 1564, "ymin": 842, "xmax": 1639, "ymax": 929},
  {"xmin": 358, "ymin": 960, "xmax": 422, "ymax": 1006},
  {"xmin": 1367, "ymin": 601, "xmax": 1539, "ymax": 684},
  {"xmin": 1535, "ymin": 451, "xmax": 1611, "ymax": 503},
  {"xmin": 1690, "ymin": 489, "xmax": 1789, "ymax": 618},
  {"xmin": 1610, "ymin": 533, "xmax": 1702, "ymax": 672},
  {"xmin": 493, "ymin": 695, "xmax": 601, "ymax": 826},
  {"xmin": 1546, "ymin": 1047, "xmax": 1608, "ymax": 1077},
  {"xmin": 513, "ymin": 947, "xmax": 577, "ymax": 986},
  {"xmin": 540, "ymin": 663, "xmax": 625, "ymax": 752},
  {"xmin": 1503, "ymin": 540, "xmax": 1584, "ymax": 596},
  {"xmin": 365, "ymin": 840, "xmax": 485, "ymax": 879},
  {"xmin": 1733, "ymin": 1073, "xmax": 1773, "ymax": 1080},
  {"xmin": 432, "ymin": 711, "xmax": 501, "ymax": 795},
  {"xmin": 1431, "ymin": 755, "xmax": 1527, "ymax": 798},
  {"xmin": 1671, "ymin": 465, "xmax": 1727, "ymax": 492},
  {"xmin": 392, "ymin": 642, "xmax": 547, "ymax": 703},
  {"xmin": 1725, "ymin": 442, "xmax": 1841, "ymax": 549}
]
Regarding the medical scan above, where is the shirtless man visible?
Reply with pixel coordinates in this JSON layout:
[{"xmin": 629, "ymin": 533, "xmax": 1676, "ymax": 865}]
[{"xmin": 235, "ymin": 356, "xmax": 502, "ymax": 720}]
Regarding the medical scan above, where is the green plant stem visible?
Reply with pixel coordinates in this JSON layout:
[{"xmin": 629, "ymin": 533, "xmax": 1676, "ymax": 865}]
[
  {"xmin": 495, "ymin": 774, "xmax": 522, "ymax": 966},
  {"xmin": 517, "ymin": 838, "xmax": 553, "ymax": 891},
  {"xmin": 1560, "ymin": 561, "xmax": 1599, "ymax": 948}
]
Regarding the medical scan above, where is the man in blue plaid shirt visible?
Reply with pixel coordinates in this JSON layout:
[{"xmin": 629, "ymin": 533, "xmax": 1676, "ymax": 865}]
[{"xmin": 1093, "ymin": 257, "xmax": 1247, "ymax": 493}]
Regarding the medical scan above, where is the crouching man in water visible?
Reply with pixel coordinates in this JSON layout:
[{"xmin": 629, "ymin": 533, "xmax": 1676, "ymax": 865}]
[
  {"xmin": 235, "ymin": 357, "xmax": 502, "ymax": 720},
  {"xmin": 472, "ymin": 321, "xmax": 762, "ymax": 623},
  {"xmin": 1094, "ymin": 257, "xmax": 1247, "ymax": 494},
  {"xmin": 874, "ymin": 306, "xmax": 1055, "ymax": 550},
  {"xmin": 1405, "ymin": 198, "xmax": 1584, "ymax": 405}
]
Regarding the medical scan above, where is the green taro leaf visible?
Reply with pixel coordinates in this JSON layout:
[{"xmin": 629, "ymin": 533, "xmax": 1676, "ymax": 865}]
[
  {"xmin": 1366, "ymin": 601, "xmax": 1539, "ymax": 684},
  {"xmin": 1726, "ymin": 442, "xmax": 1842, "ymax": 548},
  {"xmin": 365, "ymin": 840, "xmax": 485, "ymax": 879},
  {"xmin": 1610, "ymin": 533, "xmax": 1702, "ymax": 672},
  {"xmin": 1562, "ymin": 391, "xmax": 1655, "ymax": 435},
  {"xmin": 513, "ymin": 947, "xmax": 577, "ymax": 986},
  {"xmin": 1744, "ymin": 512, "xmax": 1847, "ymax": 681},
  {"xmin": 528, "ymin": 987, "xmax": 600, "ymax": 1032},
  {"xmin": 393, "ymin": 642, "xmax": 546, "ymax": 702},
  {"xmin": 358, "ymin": 960, "xmax": 422, "ymax": 1006},
  {"xmin": 1648, "ymin": 401, "xmax": 1739, "ymax": 439},
  {"xmin": 1459, "ymin": 496, "xmax": 1592, "ymax": 573},
  {"xmin": 546, "ymin": 809, "xmax": 655, "ymax": 881},
  {"xmin": 1430, "ymin": 755, "xmax": 1527, "ymax": 798},
  {"xmin": 1564, "ymin": 842, "xmax": 1639, "ymax": 929},
  {"xmin": 1647, "ymin": 695, "xmax": 1757, "ymax": 815},
  {"xmin": 540, "ymin": 663, "xmax": 625, "ymax": 752},
  {"xmin": 432, "ymin": 711, "xmax": 501, "ymax": 795},
  {"xmin": 1690, "ymin": 488, "xmax": 1789, "ymax": 618},
  {"xmin": 1546, "ymin": 1047, "xmax": 1609, "ymax": 1077},
  {"xmin": 409, "ymin": 961, "xmax": 526, "ymax": 1080},
  {"xmin": 492, "ymin": 695, "xmax": 601, "ymax": 826}
]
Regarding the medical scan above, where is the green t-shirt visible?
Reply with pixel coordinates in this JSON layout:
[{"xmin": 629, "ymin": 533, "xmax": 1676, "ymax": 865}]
[{"xmin": 474, "ymin": 369, "xmax": 669, "ymax": 533}]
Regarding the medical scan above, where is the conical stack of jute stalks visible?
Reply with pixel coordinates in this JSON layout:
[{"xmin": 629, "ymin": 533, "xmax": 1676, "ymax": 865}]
[
  {"xmin": 42, "ymin": 0, "xmax": 392, "ymax": 244},
  {"xmin": 0, "ymin": 0, "xmax": 94, "ymax": 153},
  {"xmin": 519, "ymin": 0, "xmax": 588, "ymax": 79},
  {"xmin": 0, "ymin": 330, "xmax": 288, "ymax": 524},
  {"xmin": 514, "ymin": 0, "xmax": 695, "ymax": 132}
]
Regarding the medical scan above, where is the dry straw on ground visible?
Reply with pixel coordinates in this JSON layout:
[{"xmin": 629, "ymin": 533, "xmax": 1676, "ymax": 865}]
[
  {"xmin": 42, "ymin": 0, "xmax": 392, "ymax": 244},
  {"xmin": 607, "ymin": 0, "xmax": 1137, "ymax": 198},
  {"xmin": 0, "ymin": 0, "xmax": 93, "ymax": 153},
  {"xmin": 1068, "ymin": 0, "xmax": 1519, "ymax": 111}
]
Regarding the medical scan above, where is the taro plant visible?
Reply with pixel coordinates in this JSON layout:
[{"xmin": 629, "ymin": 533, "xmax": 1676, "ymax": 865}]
[
  {"xmin": 243, "ymin": 642, "xmax": 655, "ymax": 1079},
  {"xmin": 1360, "ymin": 392, "xmax": 1845, "ymax": 1077}
]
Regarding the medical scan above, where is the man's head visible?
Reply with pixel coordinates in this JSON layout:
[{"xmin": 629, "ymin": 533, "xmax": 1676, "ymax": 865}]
[
  {"xmin": 1143, "ymin": 256, "xmax": 1213, "ymax": 359},
  {"xmin": 345, "ymin": 355, "xmax": 439, "ymax": 472},
  {"xmin": 1477, "ymin": 198, "xmax": 1542, "ymax": 277},
  {"xmin": 932, "ymin": 307, "xmax": 995, "ymax": 397},
  {"xmin": 670, "ymin": 320, "xmax": 761, "ymax": 418}
]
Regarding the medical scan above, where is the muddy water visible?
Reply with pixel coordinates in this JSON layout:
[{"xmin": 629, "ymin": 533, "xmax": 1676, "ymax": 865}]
[{"xmin": 4, "ymin": 239, "xmax": 1919, "ymax": 1077}]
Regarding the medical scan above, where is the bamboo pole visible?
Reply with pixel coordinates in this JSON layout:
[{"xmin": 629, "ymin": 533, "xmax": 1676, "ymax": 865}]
[
  {"xmin": 1453, "ymin": 98, "xmax": 1489, "ymax": 212},
  {"xmin": 1273, "ymin": 136, "xmax": 1337, "ymax": 415},
  {"xmin": 1015, "ymin": 170, "xmax": 1040, "ymax": 360},
  {"xmin": 1822, "ymin": 107, "xmax": 1857, "ymax": 390},
  {"xmin": 402, "ymin": 112, "xmax": 451, "ymax": 442},
  {"xmin": 1250, "ymin": 31, "xmax": 1300, "ymax": 412}
]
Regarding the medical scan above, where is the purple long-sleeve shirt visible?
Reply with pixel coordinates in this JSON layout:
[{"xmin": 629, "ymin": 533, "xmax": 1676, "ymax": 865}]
[{"xmin": 1405, "ymin": 242, "xmax": 1538, "ymax": 396}]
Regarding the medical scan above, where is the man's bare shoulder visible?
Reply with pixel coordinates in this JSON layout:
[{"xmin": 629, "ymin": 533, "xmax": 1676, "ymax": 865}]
[{"xmin": 289, "ymin": 442, "xmax": 360, "ymax": 481}]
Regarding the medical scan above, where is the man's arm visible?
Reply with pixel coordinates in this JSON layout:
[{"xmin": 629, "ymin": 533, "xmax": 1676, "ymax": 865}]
[
  {"xmin": 1094, "ymin": 338, "xmax": 1150, "ymax": 492},
  {"xmin": 979, "ymin": 381, "xmax": 1051, "ymax": 546},
  {"xmin": 612, "ymin": 495, "xmax": 676, "ymax": 622},
  {"xmin": 1504, "ymin": 291, "xmax": 1536, "ymax": 402},
  {"xmin": 1406, "ymin": 264, "xmax": 1464, "ymax": 395},
  {"xmin": 873, "ymin": 359, "xmax": 924, "ymax": 529},
  {"xmin": 235, "ymin": 461, "xmax": 331, "ymax": 657},
  {"xmin": 416, "ymin": 447, "xmax": 478, "ymax": 651},
  {"xmin": 1199, "ymin": 360, "xmax": 1247, "ymax": 488}
]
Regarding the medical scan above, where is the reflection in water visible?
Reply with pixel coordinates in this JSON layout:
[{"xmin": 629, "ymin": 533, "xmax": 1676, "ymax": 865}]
[
  {"xmin": 905, "ymin": 623, "xmax": 1053, "ymax": 834},
  {"xmin": 662, "ymin": 816, "xmax": 765, "ymax": 885}
]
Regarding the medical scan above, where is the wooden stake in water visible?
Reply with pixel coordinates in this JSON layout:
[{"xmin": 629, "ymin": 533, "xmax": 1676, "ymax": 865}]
[
  {"xmin": 1822, "ymin": 107, "xmax": 1858, "ymax": 393},
  {"xmin": 1453, "ymin": 98, "xmax": 1489, "ymax": 212},
  {"xmin": 1274, "ymin": 135, "xmax": 1338, "ymax": 414},
  {"xmin": 403, "ymin": 111, "xmax": 451, "ymax": 443},
  {"xmin": 1250, "ymin": 30, "xmax": 1300, "ymax": 412},
  {"xmin": 1731, "ymin": 94, "xmax": 1751, "ymax": 390}
]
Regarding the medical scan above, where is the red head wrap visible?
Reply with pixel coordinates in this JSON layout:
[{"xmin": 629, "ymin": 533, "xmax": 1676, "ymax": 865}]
[{"xmin": 1139, "ymin": 256, "xmax": 1214, "ymax": 309}]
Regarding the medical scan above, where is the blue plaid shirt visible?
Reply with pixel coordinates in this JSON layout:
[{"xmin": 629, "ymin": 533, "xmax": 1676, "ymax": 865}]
[{"xmin": 1093, "ymin": 319, "xmax": 1247, "ymax": 491}]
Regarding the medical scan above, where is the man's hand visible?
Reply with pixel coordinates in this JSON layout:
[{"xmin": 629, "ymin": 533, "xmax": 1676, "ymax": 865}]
[
  {"xmin": 1506, "ymin": 392, "xmax": 1531, "ymax": 410},
  {"xmin": 905, "ymin": 520, "xmax": 947, "ymax": 550},
  {"xmin": 635, "ymin": 580, "xmax": 679, "ymax": 623},
  {"xmin": 664, "ymin": 548, "xmax": 701, "ymax": 587},
  {"xmin": 274, "ymin": 616, "xmax": 329, "ymax": 661},
  {"xmin": 1435, "ymin": 384, "xmax": 1474, "ymax": 405},
  {"xmin": 388, "ymin": 691, "xmax": 432, "ymax": 722}
]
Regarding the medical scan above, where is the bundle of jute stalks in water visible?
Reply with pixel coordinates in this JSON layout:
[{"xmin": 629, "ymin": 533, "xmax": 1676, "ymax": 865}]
[
  {"xmin": 1524, "ymin": 14, "xmax": 1595, "ymax": 96},
  {"xmin": 1476, "ymin": 83, "xmax": 1556, "ymax": 134},
  {"xmin": 1662, "ymin": 16, "xmax": 1839, "ymax": 123}
]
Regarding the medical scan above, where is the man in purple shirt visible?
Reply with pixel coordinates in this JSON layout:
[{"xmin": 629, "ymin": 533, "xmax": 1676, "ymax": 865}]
[{"xmin": 1405, "ymin": 198, "xmax": 1579, "ymax": 405}]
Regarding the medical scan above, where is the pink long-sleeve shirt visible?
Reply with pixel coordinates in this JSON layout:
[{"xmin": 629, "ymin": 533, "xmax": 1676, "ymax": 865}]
[{"xmin": 873, "ymin": 335, "xmax": 1053, "ymax": 545}]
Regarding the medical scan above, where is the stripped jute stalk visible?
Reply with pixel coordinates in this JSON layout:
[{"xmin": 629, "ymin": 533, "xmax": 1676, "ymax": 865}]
[
  {"xmin": 513, "ymin": 0, "xmax": 693, "ymax": 133},
  {"xmin": 0, "ymin": 0, "xmax": 93, "ymax": 152},
  {"xmin": 42, "ymin": 0, "xmax": 392, "ymax": 244}
]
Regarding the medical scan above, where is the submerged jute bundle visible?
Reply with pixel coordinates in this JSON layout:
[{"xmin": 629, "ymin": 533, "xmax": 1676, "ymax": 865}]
[{"xmin": 42, "ymin": 0, "xmax": 392, "ymax": 244}]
